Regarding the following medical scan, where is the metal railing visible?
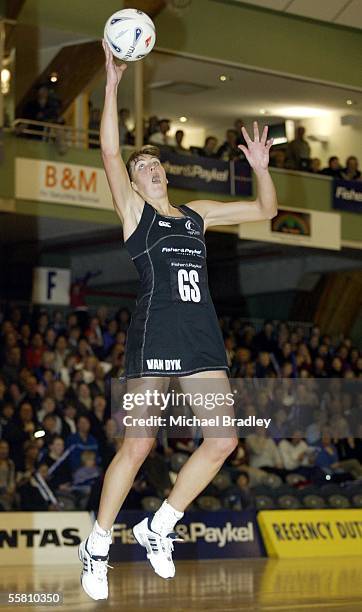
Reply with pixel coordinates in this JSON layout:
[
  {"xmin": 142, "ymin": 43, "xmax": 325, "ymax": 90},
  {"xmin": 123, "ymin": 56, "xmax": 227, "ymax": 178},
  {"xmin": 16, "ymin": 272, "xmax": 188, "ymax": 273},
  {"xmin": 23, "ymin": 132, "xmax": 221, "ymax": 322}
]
[{"xmin": 11, "ymin": 118, "xmax": 101, "ymax": 150}]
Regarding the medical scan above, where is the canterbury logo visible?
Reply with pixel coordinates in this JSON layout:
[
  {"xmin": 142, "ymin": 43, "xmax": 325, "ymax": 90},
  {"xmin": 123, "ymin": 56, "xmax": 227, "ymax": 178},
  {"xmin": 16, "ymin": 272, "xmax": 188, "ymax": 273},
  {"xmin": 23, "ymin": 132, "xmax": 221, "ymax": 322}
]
[{"xmin": 158, "ymin": 220, "xmax": 171, "ymax": 228}]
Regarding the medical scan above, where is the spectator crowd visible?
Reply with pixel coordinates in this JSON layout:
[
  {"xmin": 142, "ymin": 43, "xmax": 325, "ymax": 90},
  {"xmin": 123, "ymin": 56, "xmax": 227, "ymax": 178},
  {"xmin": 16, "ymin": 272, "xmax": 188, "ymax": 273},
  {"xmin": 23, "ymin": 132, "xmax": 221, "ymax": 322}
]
[
  {"xmin": 14, "ymin": 85, "xmax": 361, "ymax": 181},
  {"xmin": 0, "ymin": 304, "xmax": 361, "ymax": 514}
]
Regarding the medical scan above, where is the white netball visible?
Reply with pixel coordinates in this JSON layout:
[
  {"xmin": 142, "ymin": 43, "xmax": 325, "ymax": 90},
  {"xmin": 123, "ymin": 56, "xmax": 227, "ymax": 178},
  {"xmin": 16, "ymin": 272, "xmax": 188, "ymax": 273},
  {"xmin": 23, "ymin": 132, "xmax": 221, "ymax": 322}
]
[{"xmin": 104, "ymin": 8, "xmax": 156, "ymax": 62}]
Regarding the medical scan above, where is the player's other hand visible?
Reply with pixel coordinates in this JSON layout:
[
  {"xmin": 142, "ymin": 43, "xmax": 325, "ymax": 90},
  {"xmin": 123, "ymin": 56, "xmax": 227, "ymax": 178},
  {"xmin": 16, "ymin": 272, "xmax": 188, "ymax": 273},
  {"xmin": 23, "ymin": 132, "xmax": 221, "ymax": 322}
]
[
  {"xmin": 102, "ymin": 39, "xmax": 127, "ymax": 87},
  {"xmin": 238, "ymin": 121, "xmax": 274, "ymax": 173}
]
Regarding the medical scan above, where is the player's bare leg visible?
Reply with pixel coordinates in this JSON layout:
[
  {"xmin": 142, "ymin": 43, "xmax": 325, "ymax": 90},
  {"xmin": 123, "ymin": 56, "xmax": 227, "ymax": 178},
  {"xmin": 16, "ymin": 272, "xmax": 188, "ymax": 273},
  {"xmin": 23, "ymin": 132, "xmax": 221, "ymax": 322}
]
[
  {"xmin": 79, "ymin": 376, "xmax": 169, "ymax": 599},
  {"xmin": 133, "ymin": 370, "xmax": 238, "ymax": 578},
  {"xmin": 166, "ymin": 370, "xmax": 238, "ymax": 511}
]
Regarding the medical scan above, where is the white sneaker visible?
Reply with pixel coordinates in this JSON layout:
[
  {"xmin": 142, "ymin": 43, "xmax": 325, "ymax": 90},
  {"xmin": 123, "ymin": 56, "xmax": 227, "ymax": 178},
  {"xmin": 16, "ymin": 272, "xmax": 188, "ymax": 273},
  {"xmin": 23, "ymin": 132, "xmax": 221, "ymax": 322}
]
[
  {"xmin": 78, "ymin": 537, "xmax": 113, "ymax": 600},
  {"xmin": 132, "ymin": 517, "xmax": 183, "ymax": 579}
]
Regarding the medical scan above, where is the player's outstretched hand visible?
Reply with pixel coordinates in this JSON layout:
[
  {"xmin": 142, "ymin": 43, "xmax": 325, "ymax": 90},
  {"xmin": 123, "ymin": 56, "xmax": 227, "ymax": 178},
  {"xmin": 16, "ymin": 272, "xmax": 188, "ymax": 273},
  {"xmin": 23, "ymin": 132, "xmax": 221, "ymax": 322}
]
[
  {"xmin": 238, "ymin": 121, "xmax": 274, "ymax": 173},
  {"xmin": 102, "ymin": 39, "xmax": 127, "ymax": 87}
]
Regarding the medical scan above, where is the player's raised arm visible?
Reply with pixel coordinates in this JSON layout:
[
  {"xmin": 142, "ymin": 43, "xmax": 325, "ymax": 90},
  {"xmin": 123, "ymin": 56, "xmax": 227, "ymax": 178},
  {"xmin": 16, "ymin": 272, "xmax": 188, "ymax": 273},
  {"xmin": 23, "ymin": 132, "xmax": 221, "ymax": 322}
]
[
  {"xmin": 187, "ymin": 121, "xmax": 278, "ymax": 229},
  {"xmin": 100, "ymin": 40, "xmax": 137, "ymax": 222}
]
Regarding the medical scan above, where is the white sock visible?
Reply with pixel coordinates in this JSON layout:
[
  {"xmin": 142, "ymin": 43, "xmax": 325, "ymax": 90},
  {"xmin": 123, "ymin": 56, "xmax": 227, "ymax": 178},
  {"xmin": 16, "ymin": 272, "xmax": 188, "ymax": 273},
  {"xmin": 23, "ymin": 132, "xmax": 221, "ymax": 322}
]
[
  {"xmin": 88, "ymin": 520, "xmax": 112, "ymax": 556},
  {"xmin": 151, "ymin": 500, "xmax": 184, "ymax": 536}
]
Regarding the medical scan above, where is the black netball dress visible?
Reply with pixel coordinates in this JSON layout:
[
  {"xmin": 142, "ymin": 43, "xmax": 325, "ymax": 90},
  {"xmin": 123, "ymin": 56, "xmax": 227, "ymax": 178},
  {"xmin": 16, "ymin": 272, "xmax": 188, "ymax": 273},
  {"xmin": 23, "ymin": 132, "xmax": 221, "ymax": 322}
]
[{"xmin": 122, "ymin": 201, "xmax": 229, "ymax": 379}]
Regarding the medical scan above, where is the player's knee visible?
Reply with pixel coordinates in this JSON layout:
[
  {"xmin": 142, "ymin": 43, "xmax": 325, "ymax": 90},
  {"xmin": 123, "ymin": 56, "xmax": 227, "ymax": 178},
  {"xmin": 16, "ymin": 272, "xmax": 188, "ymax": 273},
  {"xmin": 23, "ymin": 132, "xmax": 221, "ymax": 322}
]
[
  {"xmin": 204, "ymin": 436, "xmax": 238, "ymax": 461},
  {"xmin": 121, "ymin": 438, "xmax": 155, "ymax": 465}
]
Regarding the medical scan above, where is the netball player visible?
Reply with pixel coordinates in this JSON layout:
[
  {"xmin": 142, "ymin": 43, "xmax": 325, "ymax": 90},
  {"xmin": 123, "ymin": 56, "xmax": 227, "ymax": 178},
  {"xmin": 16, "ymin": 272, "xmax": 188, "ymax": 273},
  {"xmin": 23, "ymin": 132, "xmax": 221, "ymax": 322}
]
[{"xmin": 79, "ymin": 40, "xmax": 278, "ymax": 600}]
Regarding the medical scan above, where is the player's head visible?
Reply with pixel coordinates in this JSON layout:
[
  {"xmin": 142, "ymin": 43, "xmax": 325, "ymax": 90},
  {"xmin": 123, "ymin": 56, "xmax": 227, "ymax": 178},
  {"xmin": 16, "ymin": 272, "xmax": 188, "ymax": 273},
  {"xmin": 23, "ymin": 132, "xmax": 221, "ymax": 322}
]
[{"xmin": 126, "ymin": 145, "xmax": 168, "ymax": 198}]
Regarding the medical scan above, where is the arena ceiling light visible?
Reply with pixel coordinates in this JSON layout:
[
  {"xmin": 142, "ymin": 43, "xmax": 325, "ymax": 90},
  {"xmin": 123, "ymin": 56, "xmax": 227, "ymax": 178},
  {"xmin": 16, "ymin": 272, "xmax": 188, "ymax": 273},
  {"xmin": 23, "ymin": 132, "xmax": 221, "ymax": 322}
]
[{"xmin": 179, "ymin": 116, "xmax": 188, "ymax": 122}]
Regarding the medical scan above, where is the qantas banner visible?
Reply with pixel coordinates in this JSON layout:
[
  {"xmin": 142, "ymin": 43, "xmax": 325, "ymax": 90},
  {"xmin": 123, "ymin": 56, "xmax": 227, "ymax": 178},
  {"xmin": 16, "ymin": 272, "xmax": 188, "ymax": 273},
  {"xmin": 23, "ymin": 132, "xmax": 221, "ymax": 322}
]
[
  {"xmin": 110, "ymin": 510, "xmax": 264, "ymax": 562},
  {"xmin": 332, "ymin": 179, "xmax": 362, "ymax": 213},
  {"xmin": 160, "ymin": 151, "xmax": 253, "ymax": 196}
]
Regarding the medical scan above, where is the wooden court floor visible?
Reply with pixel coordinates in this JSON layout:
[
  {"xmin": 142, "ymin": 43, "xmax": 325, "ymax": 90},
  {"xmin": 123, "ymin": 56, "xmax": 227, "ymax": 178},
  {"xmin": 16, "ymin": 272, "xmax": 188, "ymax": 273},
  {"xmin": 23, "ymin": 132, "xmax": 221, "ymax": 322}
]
[{"xmin": 1, "ymin": 556, "xmax": 362, "ymax": 611}]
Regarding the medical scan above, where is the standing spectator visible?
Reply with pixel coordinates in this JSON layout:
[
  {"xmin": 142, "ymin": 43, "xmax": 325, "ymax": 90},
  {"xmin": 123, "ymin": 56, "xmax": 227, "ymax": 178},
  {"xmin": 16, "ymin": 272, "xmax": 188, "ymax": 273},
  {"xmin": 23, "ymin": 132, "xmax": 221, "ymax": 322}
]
[
  {"xmin": 321, "ymin": 156, "xmax": 343, "ymax": 178},
  {"xmin": 285, "ymin": 126, "xmax": 311, "ymax": 170},
  {"xmin": 198, "ymin": 136, "xmax": 219, "ymax": 158},
  {"xmin": 20, "ymin": 84, "xmax": 62, "ymax": 140},
  {"xmin": 341, "ymin": 156, "xmax": 361, "ymax": 181}
]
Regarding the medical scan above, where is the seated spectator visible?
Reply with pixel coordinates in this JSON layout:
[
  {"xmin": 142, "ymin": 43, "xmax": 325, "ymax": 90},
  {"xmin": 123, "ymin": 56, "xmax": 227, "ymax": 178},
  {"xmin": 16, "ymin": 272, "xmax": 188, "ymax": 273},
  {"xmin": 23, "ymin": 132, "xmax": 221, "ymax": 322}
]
[
  {"xmin": 217, "ymin": 129, "xmax": 244, "ymax": 161},
  {"xmin": 269, "ymin": 408, "xmax": 289, "ymax": 440},
  {"xmin": 198, "ymin": 136, "xmax": 219, "ymax": 158},
  {"xmin": 314, "ymin": 431, "xmax": 353, "ymax": 482},
  {"xmin": 102, "ymin": 320, "xmax": 118, "ymax": 357},
  {"xmin": 230, "ymin": 347, "xmax": 251, "ymax": 377},
  {"xmin": 38, "ymin": 397, "xmax": 62, "ymax": 432},
  {"xmin": 7, "ymin": 402, "xmax": 38, "ymax": 464},
  {"xmin": 25, "ymin": 333, "xmax": 45, "ymax": 370},
  {"xmin": 53, "ymin": 335, "xmax": 71, "ymax": 374},
  {"xmin": 65, "ymin": 415, "xmax": 99, "ymax": 471},
  {"xmin": 22, "ymin": 375, "xmax": 42, "ymax": 412},
  {"xmin": 72, "ymin": 450, "xmax": 101, "ymax": 509},
  {"xmin": 309, "ymin": 157, "xmax": 322, "ymax": 174},
  {"xmin": 222, "ymin": 471, "xmax": 254, "ymax": 510},
  {"xmin": 173, "ymin": 129, "xmax": 191, "ymax": 155},
  {"xmin": 17, "ymin": 462, "xmax": 57, "ymax": 511},
  {"xmin": 285, "ymin": 126, "xmax": 310, "ymax": 170},
  {"xmin": 320, "ymin": 156, "xmax": 343, "ymax": 178},
  {"xmin": 246, "ymin": 427, "xmax": 283, "ymax": 472},
  {"xmin": 255, "ymin": 351, "xmax": 276, "ymax": 378},
  {"xmin": 270, "ymin": 149, "xmax": 286, "ymax": 168},
  {"xmin": 16, "ymin": 440, "xmax": 40, "ymax": 483},
  {"xmin": 341, "ymin": 156, "xmax": 361, "ymax": 181},
  {"xmin": 43, "ymin": 435, "xmax": 72, "ymax": 492},
  {"xmin": 100, "ymin": 418, "xmax": 120, "ymax": 470},
  {"xmin": 1, "ymin": 347, "xmax": 22, "ymax": 385},
  {"xmin": 0, "ymin": 440, "xmax": 16, "ymax": 510},
  {"xmin": 255, "ymin": 321, "xmax": 278, "ymax": 353},
  {"xmin": 149, "ymin": 118, "xmax": 172, "ymax": 146},
  {"xmin": 89, "ymin": 395, "xmax": 107, "ymax": 445},
  {"xmin": 62, "ymin": 403, "xmax": 77, "ymax": 437},
  {"xmin": 278, "ymin": 430, "xmax": 323, "ymax": 481},
  {"xmin": 84, "ymin": 317, "xmax": 104, "ymax": 358},
  {"xmin": 142, "ymin": 440, "xmax": 172, "ymax": 498}
]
